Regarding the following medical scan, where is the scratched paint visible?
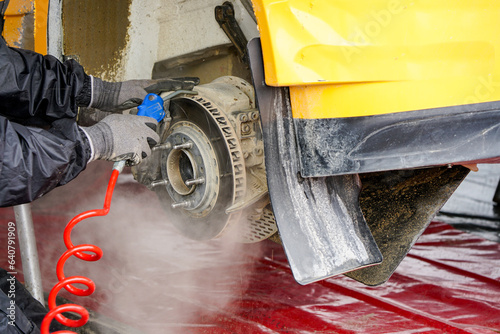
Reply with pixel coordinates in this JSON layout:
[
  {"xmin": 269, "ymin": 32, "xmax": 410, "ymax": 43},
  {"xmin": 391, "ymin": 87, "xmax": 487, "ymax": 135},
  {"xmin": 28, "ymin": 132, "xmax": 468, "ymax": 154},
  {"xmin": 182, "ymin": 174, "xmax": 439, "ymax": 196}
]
[{"xmin": 3, "ymin": 0, "xmax": 34, "ymax": 49}]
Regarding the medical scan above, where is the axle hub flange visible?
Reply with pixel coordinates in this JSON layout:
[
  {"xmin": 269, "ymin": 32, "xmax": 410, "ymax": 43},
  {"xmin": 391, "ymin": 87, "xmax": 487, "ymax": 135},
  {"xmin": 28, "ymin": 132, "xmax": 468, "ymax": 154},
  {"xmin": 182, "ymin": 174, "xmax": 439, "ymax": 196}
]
[{"xmin": 161, "ymin": 122, "xmax": 219, "ymax": 216}]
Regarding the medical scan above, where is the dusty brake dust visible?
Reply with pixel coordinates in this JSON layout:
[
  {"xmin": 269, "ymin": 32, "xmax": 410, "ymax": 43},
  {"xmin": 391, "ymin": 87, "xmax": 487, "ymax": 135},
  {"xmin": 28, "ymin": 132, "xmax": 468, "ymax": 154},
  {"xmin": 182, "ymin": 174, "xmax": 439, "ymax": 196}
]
[{"xmin": 30, "ymin": 161, "xmax": 264, "ymax": 334}]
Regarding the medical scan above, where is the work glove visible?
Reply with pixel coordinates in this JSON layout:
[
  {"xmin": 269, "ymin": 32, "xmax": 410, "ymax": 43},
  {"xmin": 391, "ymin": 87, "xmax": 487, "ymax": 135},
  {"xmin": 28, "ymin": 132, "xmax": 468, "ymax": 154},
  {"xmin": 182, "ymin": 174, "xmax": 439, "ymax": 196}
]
[
  {"xmin": 80, "ymin": 114, "xmax": 160, "ymax": 166},
  {"xmin": 90, "ymin": 76, "xmax": 200, "ymax": 112}
]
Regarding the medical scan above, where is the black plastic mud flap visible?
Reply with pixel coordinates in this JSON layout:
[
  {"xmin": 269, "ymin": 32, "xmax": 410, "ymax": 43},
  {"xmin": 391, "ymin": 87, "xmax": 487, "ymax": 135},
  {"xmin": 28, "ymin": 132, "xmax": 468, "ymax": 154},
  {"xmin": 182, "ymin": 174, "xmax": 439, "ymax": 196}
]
[
  {"xmin": 248, "ymin": 38, "xmax": 382, "ymax": 285},
  {"xmin": 349, "ymin": 166, "xmax": 470, "ymax": 285}
]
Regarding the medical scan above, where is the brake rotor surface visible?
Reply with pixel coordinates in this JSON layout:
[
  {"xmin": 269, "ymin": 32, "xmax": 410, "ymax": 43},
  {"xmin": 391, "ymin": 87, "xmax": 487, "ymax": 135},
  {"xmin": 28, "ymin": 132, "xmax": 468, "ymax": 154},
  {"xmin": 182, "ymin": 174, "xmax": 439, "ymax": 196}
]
[{"xmin": 153, "ymin": 96, "xmax": 244, "ymax": 240}]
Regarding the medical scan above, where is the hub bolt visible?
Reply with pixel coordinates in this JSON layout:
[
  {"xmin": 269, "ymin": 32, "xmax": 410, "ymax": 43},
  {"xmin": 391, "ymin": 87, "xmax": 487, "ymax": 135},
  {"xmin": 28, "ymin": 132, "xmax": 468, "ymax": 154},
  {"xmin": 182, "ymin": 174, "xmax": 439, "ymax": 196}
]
[
  {"xmin": 185, "ymin": 177, "xmax": 205, "ymax": 186},
  {"xmin": 173, "ymin": 142, "xmax": 193, "ymax": 150},
  {"xmin": 152, "ymin": 142, "xmax": 172, "ymax": 151},
  {"xmin": 242, "ymin": 124, "xmax": 251, "ymax": 134},
  {"xmin": 171, "ymin": 201, "xmax": 192, "ymax": 209},
  {"xmin": 149, "ymin": 179, "xmax": 169, "ymax": 188}
]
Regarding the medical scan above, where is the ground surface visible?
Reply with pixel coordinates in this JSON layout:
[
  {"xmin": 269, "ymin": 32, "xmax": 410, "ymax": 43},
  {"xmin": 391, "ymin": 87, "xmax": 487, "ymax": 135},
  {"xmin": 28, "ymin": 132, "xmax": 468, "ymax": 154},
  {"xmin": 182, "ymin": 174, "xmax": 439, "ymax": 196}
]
[{"xmin": 0, "ymin": 162, "xmax": 499, "ymax": 333}]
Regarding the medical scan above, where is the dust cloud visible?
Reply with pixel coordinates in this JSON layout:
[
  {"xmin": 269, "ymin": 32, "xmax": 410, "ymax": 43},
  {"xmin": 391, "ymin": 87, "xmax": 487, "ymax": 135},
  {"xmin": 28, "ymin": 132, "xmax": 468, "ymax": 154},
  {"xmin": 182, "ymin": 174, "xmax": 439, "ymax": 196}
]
[{"xmin": 33, "ymin": 162, "xmax": 263, "ymax": 333}]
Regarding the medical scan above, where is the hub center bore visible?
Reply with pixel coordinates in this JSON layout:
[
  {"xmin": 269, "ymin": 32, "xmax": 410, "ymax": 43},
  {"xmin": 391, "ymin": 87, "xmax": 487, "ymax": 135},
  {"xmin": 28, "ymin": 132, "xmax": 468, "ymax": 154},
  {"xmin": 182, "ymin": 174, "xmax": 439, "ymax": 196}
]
[{"xmin": 166, "ymin": 146, "xmax": 197, "ymax": 196}]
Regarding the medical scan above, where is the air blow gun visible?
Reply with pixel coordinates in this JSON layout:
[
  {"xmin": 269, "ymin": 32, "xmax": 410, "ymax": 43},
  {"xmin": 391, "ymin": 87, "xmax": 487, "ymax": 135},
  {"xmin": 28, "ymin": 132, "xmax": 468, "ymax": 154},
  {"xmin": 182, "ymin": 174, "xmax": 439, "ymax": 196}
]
[{"xmin": 137, "ymin": 93, "xmax": 166, "ymax": 122}]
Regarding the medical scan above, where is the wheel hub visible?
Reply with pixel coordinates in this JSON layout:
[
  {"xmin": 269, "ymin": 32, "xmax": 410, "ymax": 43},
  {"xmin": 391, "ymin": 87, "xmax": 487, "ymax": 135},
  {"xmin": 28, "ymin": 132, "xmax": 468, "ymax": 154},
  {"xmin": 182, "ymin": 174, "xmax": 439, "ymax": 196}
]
[{"xmin": 161, "ymin": 122, "xmax": 219, "ymax": 216}]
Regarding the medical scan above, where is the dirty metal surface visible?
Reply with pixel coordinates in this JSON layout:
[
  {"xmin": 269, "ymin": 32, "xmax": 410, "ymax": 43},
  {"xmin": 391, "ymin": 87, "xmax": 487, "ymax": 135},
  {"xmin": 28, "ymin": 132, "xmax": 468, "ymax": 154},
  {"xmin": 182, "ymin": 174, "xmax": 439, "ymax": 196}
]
[
  {"xmin": 152, "ymin": 44, "xmax": 252, "ymax": 85},
  {"xmin": 0, "ymin": 161, "xmax": 499, "ymax": 333},
  {"xmin": 215, "ymin": 1, "xmax": 249, "ymax": 64}
]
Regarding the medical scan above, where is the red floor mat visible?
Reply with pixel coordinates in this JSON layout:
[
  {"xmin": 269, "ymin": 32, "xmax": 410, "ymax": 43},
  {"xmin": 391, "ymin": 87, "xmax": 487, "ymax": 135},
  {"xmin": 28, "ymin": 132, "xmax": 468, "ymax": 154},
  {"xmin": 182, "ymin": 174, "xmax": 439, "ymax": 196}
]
[{"xmin": 1, "ymin": 162, "xmax": 499, "ymax": 333}]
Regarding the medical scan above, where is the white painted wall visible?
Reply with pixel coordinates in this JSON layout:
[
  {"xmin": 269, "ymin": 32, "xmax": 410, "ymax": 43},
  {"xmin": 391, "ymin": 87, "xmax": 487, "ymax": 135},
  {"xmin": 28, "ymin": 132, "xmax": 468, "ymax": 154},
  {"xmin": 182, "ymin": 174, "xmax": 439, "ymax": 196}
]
[{"xmin": 122, "ymin": 0, "xmax": 259, "ymax": 80}]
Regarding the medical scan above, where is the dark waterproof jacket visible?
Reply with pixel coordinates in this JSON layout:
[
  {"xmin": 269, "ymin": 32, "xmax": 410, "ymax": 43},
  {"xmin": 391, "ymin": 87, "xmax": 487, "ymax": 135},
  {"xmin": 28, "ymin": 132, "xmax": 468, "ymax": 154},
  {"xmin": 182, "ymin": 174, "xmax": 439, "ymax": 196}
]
[
  {"xmin": 0, "ymin": 0, "xmax": 92, "ymax": 207},
  {"xmin": 0, "ymin": 268, "xmax": 65, "ymax": 333},
  {"xmin": 0, "ymin": 2, "xmax": 89, "ymax": 332}
]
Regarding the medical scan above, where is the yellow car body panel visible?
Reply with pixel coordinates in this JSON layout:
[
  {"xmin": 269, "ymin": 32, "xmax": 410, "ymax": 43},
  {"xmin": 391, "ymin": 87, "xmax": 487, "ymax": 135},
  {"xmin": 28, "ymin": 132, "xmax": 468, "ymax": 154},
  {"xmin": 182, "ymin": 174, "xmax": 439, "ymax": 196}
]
[{"xmin": 253, "ymin": 0, "xmax": 500, "ymax": 118}]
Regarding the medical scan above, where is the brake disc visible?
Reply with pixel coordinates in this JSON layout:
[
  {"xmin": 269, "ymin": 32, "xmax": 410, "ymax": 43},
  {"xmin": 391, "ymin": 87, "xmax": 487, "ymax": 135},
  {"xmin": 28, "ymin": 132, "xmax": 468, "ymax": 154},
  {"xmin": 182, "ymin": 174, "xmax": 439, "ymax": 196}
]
[{"xmin": 133, "ymin": 77, "xmax": 277, "ymax": 242}]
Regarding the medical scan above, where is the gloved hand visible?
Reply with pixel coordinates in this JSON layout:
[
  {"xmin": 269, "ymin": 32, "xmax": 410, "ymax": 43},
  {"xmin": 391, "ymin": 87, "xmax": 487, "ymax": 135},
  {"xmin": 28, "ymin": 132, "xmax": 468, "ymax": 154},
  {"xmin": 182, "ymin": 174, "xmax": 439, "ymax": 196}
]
[
  {"xmin": 80, "ymin": 114, "xmax": 160, "ymax": 166},
  {"xmin": 90, "ymin": 76, "xmax": 200, "ymax": 111}
]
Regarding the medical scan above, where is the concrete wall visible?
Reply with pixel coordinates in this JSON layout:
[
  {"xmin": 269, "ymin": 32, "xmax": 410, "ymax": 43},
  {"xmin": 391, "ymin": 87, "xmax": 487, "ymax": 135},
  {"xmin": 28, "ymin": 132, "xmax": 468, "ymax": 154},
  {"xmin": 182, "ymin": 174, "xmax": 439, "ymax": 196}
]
[{"xmin": 60, "ymin": 0, "xmax": 258, "ymax": 81}]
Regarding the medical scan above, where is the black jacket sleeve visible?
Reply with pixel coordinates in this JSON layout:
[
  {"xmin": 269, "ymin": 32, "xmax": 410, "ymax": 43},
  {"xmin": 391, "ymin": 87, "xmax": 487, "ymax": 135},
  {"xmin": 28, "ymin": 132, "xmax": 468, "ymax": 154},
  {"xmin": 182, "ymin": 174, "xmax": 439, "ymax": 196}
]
[
  {"xmin": 0, "ymin": 268, "xmax": 65, "ymax": 332},
  {"xmin": 0, "ymin": 5, "xmax": 93, "ymax": 207},
  {"xmin": 0, "ymin": 37, "xmax": 92, "ymax": 123},
  {"xmin": 0, "ymin": 116, "xmax": 92, "ymax": 207}
]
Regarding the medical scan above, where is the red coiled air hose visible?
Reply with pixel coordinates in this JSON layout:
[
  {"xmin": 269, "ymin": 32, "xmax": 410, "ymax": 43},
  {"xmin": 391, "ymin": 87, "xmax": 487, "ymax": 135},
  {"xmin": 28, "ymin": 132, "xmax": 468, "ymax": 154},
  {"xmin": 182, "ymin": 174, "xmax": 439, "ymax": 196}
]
[{"xmin": 41, "ymin": 162, "xmax": 124, "ymax": 334}]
